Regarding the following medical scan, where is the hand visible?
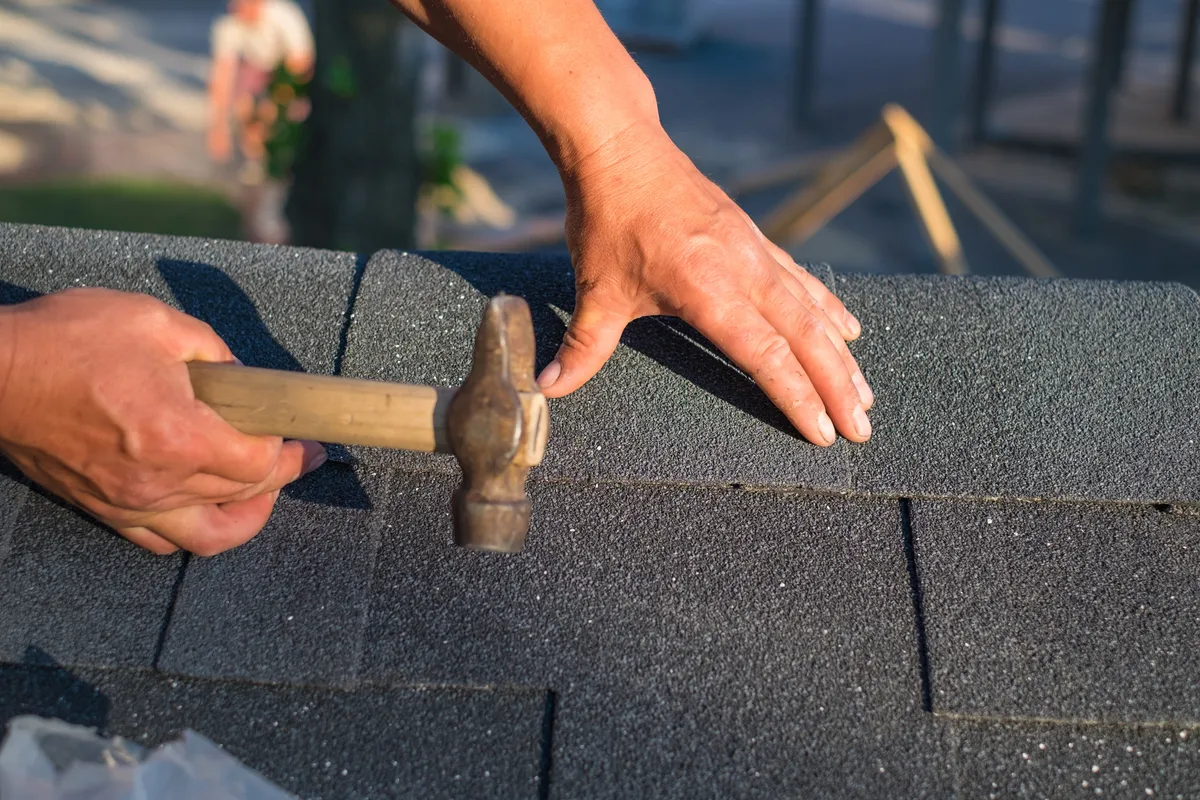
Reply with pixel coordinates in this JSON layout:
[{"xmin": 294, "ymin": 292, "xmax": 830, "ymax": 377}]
[
  {"xmin": 208, "ymin": 123, "xmax": 233, "ymax": 163},
  {"xmin": 0, "ymin": 289, "xmax": 327, "ymax": 555},
  {"xmin": 539, "ymin": 124, "xmax": 873, "ymax": 446}
]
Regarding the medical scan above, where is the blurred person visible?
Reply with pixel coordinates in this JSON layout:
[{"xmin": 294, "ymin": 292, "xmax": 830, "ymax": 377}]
[
  {"xmin": 207, "ymin": 0, "xmax": 315, "ymax": 187},
  {"xmin": 0, "ymin": 0, "xmax": 873, "ymax": 557}
]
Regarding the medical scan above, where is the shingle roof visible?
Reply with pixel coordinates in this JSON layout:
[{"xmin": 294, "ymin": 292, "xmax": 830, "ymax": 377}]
[{"xmin": 1, "ymin": 221, "xmax": 1198, "ymax": 798}]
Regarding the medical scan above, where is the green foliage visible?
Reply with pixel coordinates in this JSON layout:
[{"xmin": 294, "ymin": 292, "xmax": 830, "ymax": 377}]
[
  {"xmin": 322, "ymin": 55, "xmax": 358, "ymax": 99},
  {"xmin": 0, "ymin": 180, "xmax": 242, "ymax": 239},
  {"xmin": 263, "ymin": 65, "xmax": 312, "ymax": 181},
  {"xmin": 421, "ymin": 122, "xmax": 462, "ymax": 189}
]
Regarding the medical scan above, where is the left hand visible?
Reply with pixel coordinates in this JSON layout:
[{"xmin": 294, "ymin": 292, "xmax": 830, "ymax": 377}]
[{"xmin": 538, "ymin": 123, "xmax": 873, "ymax": 446}]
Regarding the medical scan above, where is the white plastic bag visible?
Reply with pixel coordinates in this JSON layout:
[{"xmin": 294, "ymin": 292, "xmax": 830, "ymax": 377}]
[{"xmin": 0, "ymin": 716, "xmax": 296, "ymax": 800}]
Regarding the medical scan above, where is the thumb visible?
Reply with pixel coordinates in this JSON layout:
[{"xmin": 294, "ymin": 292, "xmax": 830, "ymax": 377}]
[{"xmin": 537, "ymin": 291, "xmax": 630, "ymax": 398}]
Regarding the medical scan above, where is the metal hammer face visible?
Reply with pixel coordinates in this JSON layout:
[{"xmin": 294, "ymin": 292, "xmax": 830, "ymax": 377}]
[{"xmin": 447, "ymin": 295, "xmax": 548, "ymax": 552}]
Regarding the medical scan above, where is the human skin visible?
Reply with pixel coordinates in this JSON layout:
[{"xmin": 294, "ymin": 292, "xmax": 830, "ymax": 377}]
[
  {"xmin": 208, "ymin": 0, "xmax": 315, "ymax": 163},
  {"xmin": 389, "ymin": 0, "xmax": 873, "ymax": 445},
  {"xmin": 0, "ymin": 289, "xmax": 326, "ymax": 555}
]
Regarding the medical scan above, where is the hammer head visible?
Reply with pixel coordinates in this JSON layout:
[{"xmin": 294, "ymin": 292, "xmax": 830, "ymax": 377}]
[{"xmin": 446, "ymin": 295, "xmax": 549, "ymax": 552}]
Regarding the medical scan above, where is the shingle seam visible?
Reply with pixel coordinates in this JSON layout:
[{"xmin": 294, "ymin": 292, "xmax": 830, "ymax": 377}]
[
  {"xmin": 151, "ymin": 552, "xmax": 191, "ymax": 671},
  {"xmin": 537, "ymin": 690, "xmax": 557, "ymax": 800},
  {"xmin": 935, "ymin": 711, "xmax": 1200, "ymax": 730},
  {"xmin": 332, "ymin": 251, "xmax": 371, "ymax": 377},
  {"xmin": 343, "ymin": 469, "xmax": 396, "ymax": 688},
  {"xmin": 901, "ymin": 498, "xmax": 933, "ymax": 714},
  {"xmin": 373, "ymin": 465, "xmax": 1200, "ymax": 510}
]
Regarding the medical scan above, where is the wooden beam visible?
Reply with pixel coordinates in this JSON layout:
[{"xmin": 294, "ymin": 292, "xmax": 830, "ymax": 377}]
[{"xmin": 760, "ymin": 121, "xmax": 896, "ymax": 244}]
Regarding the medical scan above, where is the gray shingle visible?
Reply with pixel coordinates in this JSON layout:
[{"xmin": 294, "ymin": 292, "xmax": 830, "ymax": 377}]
[
  {"xmin": 0, "ymin": 223, "xmax": 358, "ymax": 374},
  {"xmin": 835, "ymin": 273, "xmax": 1200, "ymax": 503},
  {"xmin": 0, "ymin": 481, "xmax": 183, "ymax": 669},
  {"xmin": 0, "ymin": 663, "xmax": 548, "ymax": 799},
  {"xmin": 363, "ymin": 474, "xmax": 950, "ymax": 797},
  {"xmin": 946, "ymin": 717, "xmax": 1200, "ymax": 799},
  {"xmin": 157, "ymin": 464, "xmax": 390, "ymax": 687},
  {"xmin": 340, "ymin": 250, "xmax": 851, "ymax": 490},
  {"xmin": 913, "ymin": 498, "xmax": 1200, "ymax": 723}
]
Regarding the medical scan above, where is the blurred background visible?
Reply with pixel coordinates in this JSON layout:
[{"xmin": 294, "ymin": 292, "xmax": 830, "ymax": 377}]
[{"xmin": 1, "ymin": 0, "xmax": 1198, "ymax": 288}]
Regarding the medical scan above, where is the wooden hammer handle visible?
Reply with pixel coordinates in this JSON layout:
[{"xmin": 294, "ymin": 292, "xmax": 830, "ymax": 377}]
[
  {"xmin": 189, "ymin": 362, "xmax": 456, "ymax": 452},
  {"xmin": 189, "ymin": 362, "xmax": 549, "ymax": 465}
]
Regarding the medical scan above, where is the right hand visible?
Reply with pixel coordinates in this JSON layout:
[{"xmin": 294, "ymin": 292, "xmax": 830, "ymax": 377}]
[{"xmin": 0, "ymin": 288, "xmax": 327, "ymax": 556}]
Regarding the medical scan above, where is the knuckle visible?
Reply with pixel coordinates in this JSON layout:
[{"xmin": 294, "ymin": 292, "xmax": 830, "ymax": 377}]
[
  {"xmin": 750, "ymin": 333, "xmax": 795, "ymax": 374},
  {"xmin": 107, "ymin": 480, "xmax": 162, "ymax": 511}
]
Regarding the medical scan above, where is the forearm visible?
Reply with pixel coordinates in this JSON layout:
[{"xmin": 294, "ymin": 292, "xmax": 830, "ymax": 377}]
[
  {"xmin": 208, "ymin": 57, "xmax": 236, "ymax": 129},
  {"xmin": 389, "ymin": 0, "xmax": 661, "ymax": 172}
]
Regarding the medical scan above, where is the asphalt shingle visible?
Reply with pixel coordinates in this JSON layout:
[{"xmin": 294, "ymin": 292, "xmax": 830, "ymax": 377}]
[
  {"xmin": 0, "ymin": 477, "xmax": 184, "ymax": 669},
  {"xmin": 157, "ymin": 464, "xmax": 390, "ymax": 687},
  {"xmin": 0, "ymin": 663, "xmax": 548, "ymax": 799},
  {"xmin": 835, "ymin": 274, "xmax": 1200, "ymax": 503},
  {"xmin": 2, "ymin": 223, "xmax": 1199, "ymax": 797},
  {"xmin": 946, "ymin": 717, "xmax": 1200, "ymax": 799},
  {"xmin": 0, "ymin": 222, "xmax": 358, "ymax": 375},
  {"xmin": 913, "ymin": 498, "xmax": 1200, "ymax": 724},
  {"xmin": 362, "ymin": 473, "xmax": 948, "ymax": 797},
  {"xmin": 340, "ymin": 250, "xmax": 851, "ymax": 489}
]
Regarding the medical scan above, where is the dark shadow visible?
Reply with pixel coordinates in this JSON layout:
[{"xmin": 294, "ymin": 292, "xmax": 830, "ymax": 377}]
[
  {"xmin": 0, "ymin": 646, "xmax": 110, "ymax": 731},
  {"xmin": 0, "ymin": 454, "xmax": 116, "ymax": 533},
  {"xmin": 413, "ymin": 251, "xmax": 800, "ymax": 438},
  {"xmin": 158, "ymin": 259, "xmax": 371, "ymax": 509},
  {"xmin": 900, "ymin": 499, "xmax": 934, "ymax": 714},
  {"xmin": 0, "ymin": 280, "xmax": 42, "ymax": 306}
]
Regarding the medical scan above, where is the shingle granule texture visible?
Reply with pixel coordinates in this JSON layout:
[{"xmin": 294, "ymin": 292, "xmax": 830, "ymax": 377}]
[
  {"xmin": 0, "ymin": 663, "xmax": 548, "ymax": 799},
  {"xmin": 0, "ymin": 222, "xmax": 358, "ymax": 374},
  {"xmin": 833, "ymin": 273, "xmax": 1200, "ymax": 503},
  {"xmin": 362, "ymin": 473, "xmax": 952, "ymax": 797},
  {"xmin": 912, "ymin": 498, "xmax": 1200, "ymax": 724},
  {"xmin": 0, "ymin": 468, "xmax": 183, "ymax": 668},
  {"xmin": 157, "ymin": 465, "xmax": 391, "ymax": 687},
  {"xmin": 945, "ymin": 717, "xmax": 1200, "ymax": 798},
  {"xmin": 3, "ymin": 224, "xmax": 1200, "ymax": 796},
  {"xmin": 341, "ymin": 250, "xmax": 851, "ymax": 488}
]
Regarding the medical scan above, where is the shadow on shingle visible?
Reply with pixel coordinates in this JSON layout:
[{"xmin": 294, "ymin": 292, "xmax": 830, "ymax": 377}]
[
  {"xmin": 0, "ymin": 454, "xmax": 126, "ymax": 541},
  {"xmin": 158, "ymin": 259, "xmax": 370, "ymax": 510},
  {"xmin": 0, "ymin": 280, "xmax": 40, "ymax": 306},
  {"xmin": 0, "ymin": 647, "xmax": 110, "ymax": 730},
  {"xmin": 420, "ymin": 252, "xmax": 799, "ymax": 439}
]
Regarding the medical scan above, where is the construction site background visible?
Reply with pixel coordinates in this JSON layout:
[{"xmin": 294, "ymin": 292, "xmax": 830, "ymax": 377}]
[{"xmin": 1, "ymin": 0, "xmax": 1198, "ymax": 288}]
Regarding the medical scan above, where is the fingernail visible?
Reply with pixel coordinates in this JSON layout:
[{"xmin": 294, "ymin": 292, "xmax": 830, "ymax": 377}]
[
  {"xmin": 853, "ymin": 407, "xmax": 872, "ymax": 439},
  {"xmin": 232, "ymin": 356, "xmax": 244, "ymax": 366},
  {"xmin": 844, "ymin": 311, "xmax": 861, "ymax": 338},
  {"xmin": 817, "ymin": 412, "xmax": 836, "ymax": 444},
  {"xmin": 303, "ymin": 443, "xmax": 328, "ymax": 474},
  {"xmin": 852, "ymin": 372, "xmax": 874, "ymax": 408},
  {"xmin": 536, "ymin": 359, "xmax": 561, "ymax": 390}
]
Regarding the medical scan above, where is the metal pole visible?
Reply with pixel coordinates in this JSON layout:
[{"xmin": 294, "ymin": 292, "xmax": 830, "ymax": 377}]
[
  {"xmin": 794, "ymin": 0, "xmax": 822, "ymax": 126},
  {"xmin": 967, "ymin": 0, "xmax": 1002, "ymax": 143},
  {"xmin": 929, "ymin": 0, "xmax": 966, "ymax": 152},
  {"xmin": 1075, "ymin": 0, "xmax": 1128, "ymax": 235},
  {"xmin": 1172, "ymin": 0, "xmax": 1200, "ymax": 122}
]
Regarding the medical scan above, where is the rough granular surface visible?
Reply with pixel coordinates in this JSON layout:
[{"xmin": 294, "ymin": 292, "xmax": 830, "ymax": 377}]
[{"xmin": 1, "ymin": 224, "xmax": 1198, "ymax": 797}]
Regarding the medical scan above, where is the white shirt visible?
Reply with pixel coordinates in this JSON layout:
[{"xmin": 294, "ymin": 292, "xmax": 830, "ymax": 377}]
[{"xmin": 211, "ymin": 0, "xmax": 314, "ymax": 72}]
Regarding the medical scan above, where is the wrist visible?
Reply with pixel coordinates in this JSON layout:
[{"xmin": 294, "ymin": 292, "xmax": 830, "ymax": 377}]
[{"xmin": 514, "ymin": 40, "xmax": 663, "ymax": 175}]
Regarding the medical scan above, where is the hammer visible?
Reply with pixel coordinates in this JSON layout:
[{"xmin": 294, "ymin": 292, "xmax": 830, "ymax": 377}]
[{"xmin": 186, "ymin": 295, "xmax": 549, "ymax": 553}]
